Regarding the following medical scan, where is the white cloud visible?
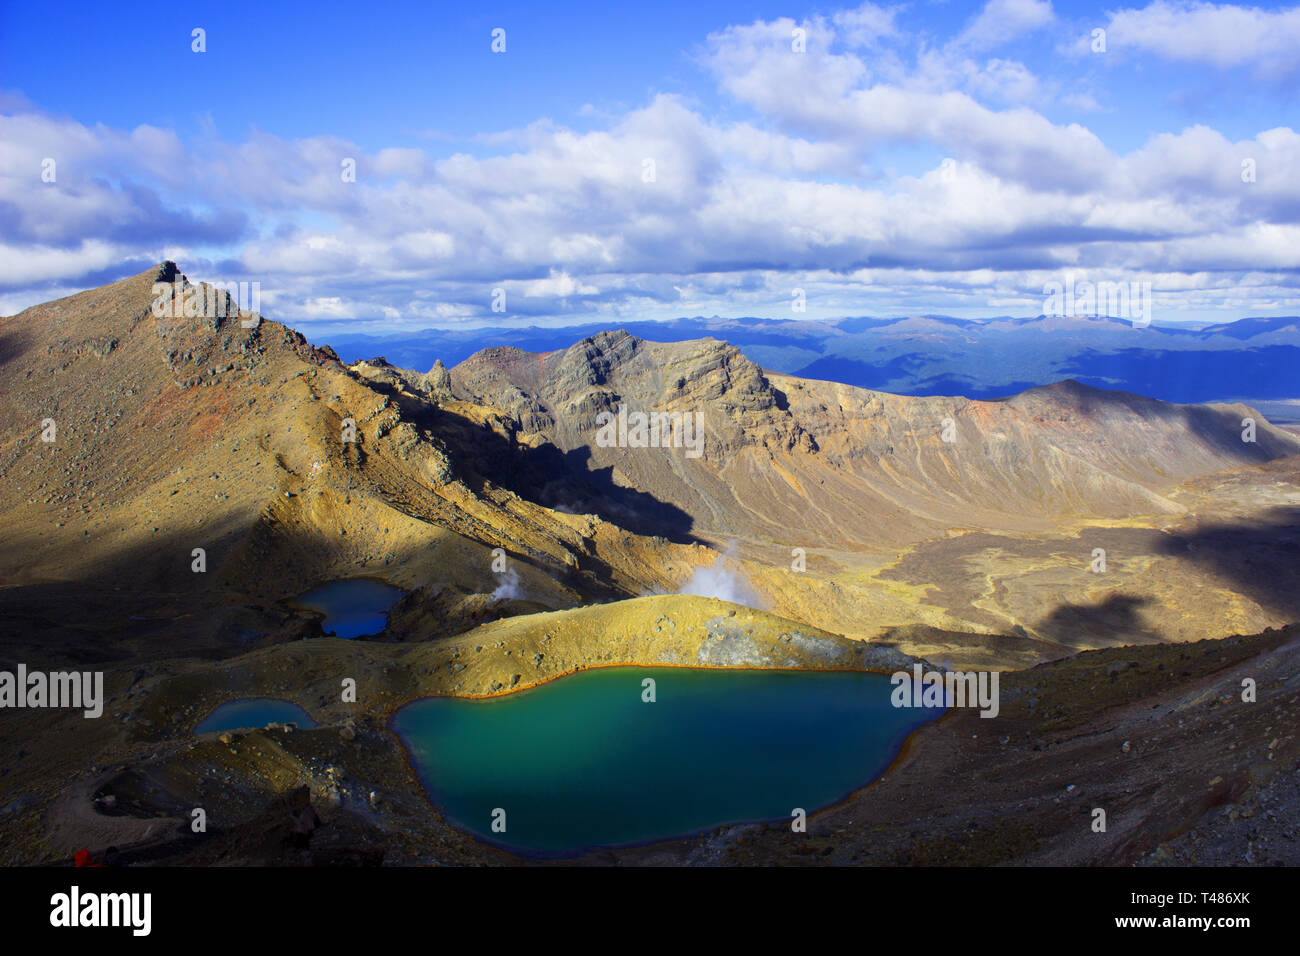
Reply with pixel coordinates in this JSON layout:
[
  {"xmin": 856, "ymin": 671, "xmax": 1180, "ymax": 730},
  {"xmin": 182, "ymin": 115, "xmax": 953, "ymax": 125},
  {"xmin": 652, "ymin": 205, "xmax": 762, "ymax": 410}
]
[
  {"xmin": 698, "ymin": 13, "xmax": 1108, "ymax": 186},
  {"xmin": 954, "ymin": 0, "xmax": 1056, "ymax": 52},
  {"xmin": 0, "ymin": 239, "xmax": 127, "ymax": 286},
  {"xmin": 1, "ymin": 4, "xmax": 1297, "ymax": 325},
  {"xmin": 519, "ymin": 270, "xmax": 600, "ymax": 298},
  {"xmin": 831, "ymin": 3, "xmax": 904, "ymax": 46},
  {"xmin": 1090, "ymin": 1, "xmax": 1300, "ymax": 75}
]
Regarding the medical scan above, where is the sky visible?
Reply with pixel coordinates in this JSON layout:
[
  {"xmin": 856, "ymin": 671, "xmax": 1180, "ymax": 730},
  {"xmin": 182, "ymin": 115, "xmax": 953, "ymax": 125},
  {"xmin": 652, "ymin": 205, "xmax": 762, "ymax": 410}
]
[{"xmin": 1, "ymin": 0, "xmax": 1298, "ymax": 331}]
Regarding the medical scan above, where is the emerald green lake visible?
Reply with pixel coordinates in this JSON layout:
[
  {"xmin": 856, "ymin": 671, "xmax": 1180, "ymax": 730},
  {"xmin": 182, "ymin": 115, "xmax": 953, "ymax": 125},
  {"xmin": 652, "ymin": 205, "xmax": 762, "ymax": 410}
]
[{"xmin": 392, "ymin": 666, "xmax": 941, "ymax": 855}]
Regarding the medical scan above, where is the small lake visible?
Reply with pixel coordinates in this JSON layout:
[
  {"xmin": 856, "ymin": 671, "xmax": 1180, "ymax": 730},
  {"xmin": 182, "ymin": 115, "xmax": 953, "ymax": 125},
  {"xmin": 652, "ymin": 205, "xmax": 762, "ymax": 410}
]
[
  {"xmin": 291, "ymin": 578, "xmax": 403, "ymax": 639},
  {"xmin": 195, "ymin": 698, "xmax": 318, "ymax": 734},
  {"xmin": 392, "ymin": 666, "xmax": 941, "ymax": 855}
]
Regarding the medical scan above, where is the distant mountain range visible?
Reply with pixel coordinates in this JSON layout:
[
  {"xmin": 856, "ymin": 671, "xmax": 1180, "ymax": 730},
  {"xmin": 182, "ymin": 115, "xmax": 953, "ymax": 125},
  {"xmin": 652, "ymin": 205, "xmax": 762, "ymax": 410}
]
[{"xmin": 321, "ymin": 313, "xmax": 1300, "ymax": 417}]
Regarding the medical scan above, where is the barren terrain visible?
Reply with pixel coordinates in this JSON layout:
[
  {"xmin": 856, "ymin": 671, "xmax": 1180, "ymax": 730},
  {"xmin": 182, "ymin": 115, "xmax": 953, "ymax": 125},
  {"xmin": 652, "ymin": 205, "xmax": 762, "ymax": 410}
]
[{"xmin": 1, "ymin": 263, "xmax": 1296, "ymax": 866}]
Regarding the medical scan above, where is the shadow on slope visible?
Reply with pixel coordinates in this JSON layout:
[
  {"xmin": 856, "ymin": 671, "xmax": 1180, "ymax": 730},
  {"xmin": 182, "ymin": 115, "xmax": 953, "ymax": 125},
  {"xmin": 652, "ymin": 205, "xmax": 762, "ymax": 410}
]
[
  {"xmin": 0, "ymin": 501, "xmax": 623, "ymax": 670},
  {"xmin": 1028, "ymin": 507, "xmax": 1300, "ymax": 652},
  {"xmin": 1156, "ymin": 505, "xmax": 1300, "ymax": 622},
  {"xmin": 359, "ymin": 377, "xmax": 699, "ymax": 544},
  {"xmin": 1034, "ymin": 593, "xmax": 1163, "ymax": 652}
]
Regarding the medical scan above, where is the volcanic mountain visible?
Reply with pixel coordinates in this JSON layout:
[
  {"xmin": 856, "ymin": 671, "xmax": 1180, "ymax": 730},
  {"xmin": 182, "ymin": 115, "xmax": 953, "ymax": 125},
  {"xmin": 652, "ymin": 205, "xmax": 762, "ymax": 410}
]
[
  {"xmin": 441, "ymin": 329, "xmax": 1297, "ymax": 548},
  {"xmin": 3, "ymin": 263, "xmax": 1299, "ymax": 669},
  {"xmin": 0, "ymin": 264, "xmax": 709, "ymax": 665},
  {"xmin": 410, "ymin": 330, "xmax": 1300, "ymax": 662},
  {"xmin": 2, "ymin": 262, "xmax": 1298, "ymax": 868}
]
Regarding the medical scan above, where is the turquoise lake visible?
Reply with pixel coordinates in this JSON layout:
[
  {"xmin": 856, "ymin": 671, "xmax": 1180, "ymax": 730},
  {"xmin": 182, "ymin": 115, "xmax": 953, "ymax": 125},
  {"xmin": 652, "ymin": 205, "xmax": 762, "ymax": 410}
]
[
  {"xmin": 292, "ymin": 578, "xmax": 403, "ymax": 639},
  {"xmin": 195, "ymin": 698, "xmax": 318, "ymax": 733},
  {"xmin": 392, "ymin": 666, "xmax": 942, "ymax": 855}
]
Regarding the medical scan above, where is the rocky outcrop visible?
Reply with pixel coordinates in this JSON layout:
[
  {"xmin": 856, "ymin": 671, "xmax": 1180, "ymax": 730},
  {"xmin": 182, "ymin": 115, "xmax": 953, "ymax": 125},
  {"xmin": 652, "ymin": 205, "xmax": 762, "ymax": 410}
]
[{"xmin": 444, "ymin": 331, "xmax": 1300, "ymax": 551}]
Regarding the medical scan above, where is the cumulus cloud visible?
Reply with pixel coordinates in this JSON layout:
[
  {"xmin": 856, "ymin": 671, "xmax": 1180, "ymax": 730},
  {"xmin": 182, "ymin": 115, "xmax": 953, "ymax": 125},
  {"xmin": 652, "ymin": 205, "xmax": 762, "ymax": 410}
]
[
  {"xmin": 1, "ymin": 3, "xmax": 1297, "ymax": 325},
  {"xmin": 1090, "ymin": 1, "xmax": 1300, "ymax": 77}
]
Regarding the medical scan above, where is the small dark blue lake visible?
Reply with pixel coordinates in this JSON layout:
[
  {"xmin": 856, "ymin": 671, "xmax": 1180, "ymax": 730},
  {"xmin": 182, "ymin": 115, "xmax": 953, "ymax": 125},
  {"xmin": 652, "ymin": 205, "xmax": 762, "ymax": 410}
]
[
  {"xmin": 292, "ymin": 578, "xmax": 403, "ymax": 639},
  {"xmin": 392, "ymin": 666, "xmax": 942, "ymax": 855},
  {"xmin": 195, "ymin": 698, "xmax": 318, "ymax": 734}
]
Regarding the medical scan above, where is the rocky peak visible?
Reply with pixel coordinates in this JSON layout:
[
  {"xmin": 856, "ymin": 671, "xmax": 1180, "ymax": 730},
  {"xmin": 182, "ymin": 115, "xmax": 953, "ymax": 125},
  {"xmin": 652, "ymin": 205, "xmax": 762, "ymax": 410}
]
[
  {"xmin": 424, "ymin": 358, "xmax": 453, "ymax": 398},
  {"xmin": 547, "ymin": 330, "xmax": 641, "ymax": 391}
]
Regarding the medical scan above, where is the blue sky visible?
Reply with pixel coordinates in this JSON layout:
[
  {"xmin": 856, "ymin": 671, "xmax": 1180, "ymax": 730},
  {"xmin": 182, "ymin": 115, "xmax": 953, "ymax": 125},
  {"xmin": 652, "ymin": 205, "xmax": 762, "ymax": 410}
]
[{"xmin": 2, "ymin": 0, "xmax": 1298, "ymax": 329}]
